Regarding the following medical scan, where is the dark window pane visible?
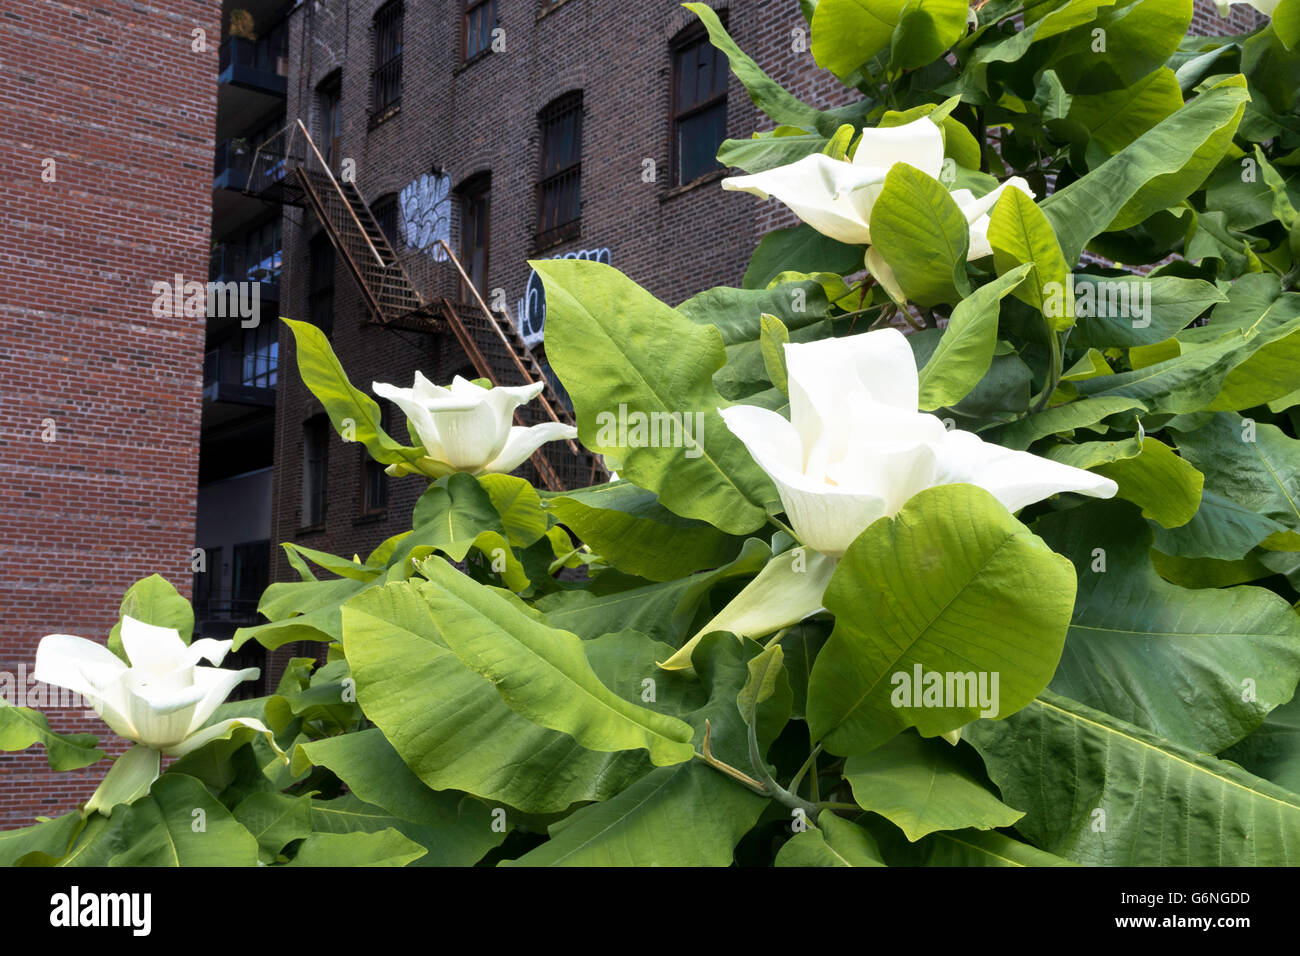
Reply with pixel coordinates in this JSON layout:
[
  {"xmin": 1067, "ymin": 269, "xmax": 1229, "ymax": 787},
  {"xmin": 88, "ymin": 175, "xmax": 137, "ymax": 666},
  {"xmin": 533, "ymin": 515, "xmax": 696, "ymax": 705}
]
[
  {"xmin": 372, "ymin": 1, "xmax": 404, "ymax": 115},
  {"xmin": 303, "ymin": 416, "xmax": 329, "ymax": 526},
  {"xmin": 538, "ymin": 93, "xmax": 583, "ymax": 245},
  {"xmin": 465, "ymin": 0, "xmax": 497, "ymax": 59},
  {"xmin": 677, "ymin": 103, "xmax": 727, "ymax": 185}
]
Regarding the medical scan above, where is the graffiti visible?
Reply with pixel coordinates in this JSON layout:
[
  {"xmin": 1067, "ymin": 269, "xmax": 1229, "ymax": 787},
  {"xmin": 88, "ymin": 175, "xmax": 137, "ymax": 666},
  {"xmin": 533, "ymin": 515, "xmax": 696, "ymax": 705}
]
[
  {"xmin": 399, "ymin": 172, "xmax": 452, "ymax": 261},
  {"xmin": 517, "ymin": 247, "xmax": 611, "ymax": 346}
]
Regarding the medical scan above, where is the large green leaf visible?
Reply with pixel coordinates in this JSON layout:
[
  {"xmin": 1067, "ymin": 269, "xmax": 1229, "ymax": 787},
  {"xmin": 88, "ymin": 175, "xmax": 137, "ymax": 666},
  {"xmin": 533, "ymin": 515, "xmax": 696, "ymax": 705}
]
[
  {"xmin": 306, "ymin": 792, "xmax": 501, "ymax": 868},
  {"xmin": 0, "ymin": 812, "xmax": 86, "ymax": 867},
  {"xmin": 1044, "ymin": 435, "xmax": 1202, "ymax": 528},
  {"xmin": 62, "ymin": 773, "xmax": 260, "ymax": 867},
  {"xmin": 1073, "ymin": 319, "xmax": 1300, "ymax": 415},
  {"xmin": 918, "ymin": 266, "xmax": 1032, "ymax": 410},
  {"xmin": 990, "ymin": 396, "xmax": 1146, "ymax": 450},
  {"xmin": 1153, "ymin": 490, "xmax": 1293, "ymax": 560},
  {"xmin": 1066, "ymin": 67, "xmax": 1185, "ymax": 153},
  {"xmin": 500, "ymin": 634, "xmax": 777, "ymax": 866},
  {"xmin": 345, "ymin": 585, "xmax": 671, "ymax": 812},
  {"xmin": 542, "ymin": 483, "xmax": 742, "ymax": 582},
  {"xmin": 966, "ymin": 692, "xmax": 1300, "ymax": 865},
  {"xmin": 0, "ymin": 703, "xmax": 104, "ymax": 771},
  {"xmin": 775, "ymin": 814, "xmax": 887, "ymax": 866},
  {"xmin": 812, "ymin": 0, "xmax": 966, "ymax": 76},
  {"xmin": 232, "ymin": 792, "xmax": 313, "ymax": 864},
  {"xmin": 1038, "ymin": 500, "xmax": 1300, "ymax": 754},
  {"xmin": 807, "ymin": 484, "xmax": 1076, "ymax": 755},
  {"xmin": 411, "ymin": 560, "xmax": 695, "ymax": 765},
  {"xmin": 296, "ymin": 728, "xmax": 504, "ymax": 865},
  {"xmin": 874, "ymin": 824, "xmax": 1074, "ymax": 866},
  {"xmin": 870, "ymin": 163, "xmax": 971, "ymax": 307},
  {"xmin": 284, "ymin": 828, "xmax": 427, "ymax": 867},
  {"xmin": 107, "ymin": 574, "xmax": 194, "ymax": 659},
  {"xmin": 988, "ymin": 190, "xmax": 1072, "ymax": 329},
  {"xmin": 1199, "ymin": 281, "xmax": 1300, "ymax": 411},
  {"xmin": 1041, "ymin": 76, "xmax": 1249, "ymax": 265},
  {"xmin": 404, "ymin": 472, "xmax": 504, "ymax": 562},
  {"xmin": 844, "ymin": 732, "xmax": 1023, "ymax": 840},
  {"xmin": 282, "ymin": 317, "xmax": 423, "ymax": 466},
  {"xmin": 677, "ymin": 281, "xmax": 831, "ymax": 401},
  {"xmin": 1174, "ymin": 413, "xmax": 1300, "ymax": 537},
  {"xmin": 536, "ymin": 259, "xmax": 775, "ymax": 534},
  {"xmin": 1221, "ymin": 694, "xmax": 1300, "ymax": 795},
  {"xmin": 1067, "ymin": 275, "xmax": 1227, "ymax": 348},
  {"xmin": 742, "ymin": 224, "xmax": 865, "ymax": 290}
]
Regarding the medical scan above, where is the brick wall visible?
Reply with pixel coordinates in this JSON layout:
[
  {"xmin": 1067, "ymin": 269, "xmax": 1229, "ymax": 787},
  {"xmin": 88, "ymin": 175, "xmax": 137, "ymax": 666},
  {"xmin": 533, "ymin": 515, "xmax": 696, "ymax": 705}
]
[{"xmin": 0, "ymin": 0, "xmax": 220, "ymax": 829}]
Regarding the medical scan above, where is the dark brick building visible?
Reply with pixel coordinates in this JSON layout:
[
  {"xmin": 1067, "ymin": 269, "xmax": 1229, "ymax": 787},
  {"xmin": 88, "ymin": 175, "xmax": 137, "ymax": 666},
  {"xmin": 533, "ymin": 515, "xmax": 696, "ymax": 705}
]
[{"xmin": 0, "ymin": 0, "xmax": 221, "ymax": 828}]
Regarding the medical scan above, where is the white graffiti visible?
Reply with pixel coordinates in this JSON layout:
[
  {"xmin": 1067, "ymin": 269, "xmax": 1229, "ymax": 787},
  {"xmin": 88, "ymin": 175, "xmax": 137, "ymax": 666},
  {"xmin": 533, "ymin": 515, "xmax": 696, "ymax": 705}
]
[
  {"xmin": 517, "ymin": 247, "xmax": 611, "ymax": 346},
  {"xmin": 399, "ymin": 172, "xmax": 452, "ymax": 261}
]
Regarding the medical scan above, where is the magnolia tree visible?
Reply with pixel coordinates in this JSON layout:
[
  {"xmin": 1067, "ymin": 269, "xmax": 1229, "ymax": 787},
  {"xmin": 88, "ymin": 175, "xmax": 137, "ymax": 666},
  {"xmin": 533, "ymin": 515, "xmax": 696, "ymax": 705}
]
[{"xmin": 5, "ymin": 0, "xmax": 1300, "ymax": 867}]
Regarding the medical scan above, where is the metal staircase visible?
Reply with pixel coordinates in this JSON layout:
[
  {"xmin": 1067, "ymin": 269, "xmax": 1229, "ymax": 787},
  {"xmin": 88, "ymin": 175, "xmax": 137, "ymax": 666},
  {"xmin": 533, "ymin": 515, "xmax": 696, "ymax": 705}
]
[{"xmin": 246, "ymin": 120, "xmax": 604, "ymax": 491}]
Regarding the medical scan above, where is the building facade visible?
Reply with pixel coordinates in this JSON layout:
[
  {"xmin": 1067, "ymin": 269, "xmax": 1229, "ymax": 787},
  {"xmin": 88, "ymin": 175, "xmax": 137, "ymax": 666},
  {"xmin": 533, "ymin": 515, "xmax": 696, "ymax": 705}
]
[{"xmin": 0, "ymin": 0, "xmax": 221, "ymax": 829}]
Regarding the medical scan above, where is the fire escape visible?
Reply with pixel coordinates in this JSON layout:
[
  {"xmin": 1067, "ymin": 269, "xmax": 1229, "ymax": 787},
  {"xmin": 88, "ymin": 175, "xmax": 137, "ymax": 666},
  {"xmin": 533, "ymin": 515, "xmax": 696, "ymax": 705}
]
[{"xmin": 246, "ymin": 119, "xmax": 603, "ymax": 491}]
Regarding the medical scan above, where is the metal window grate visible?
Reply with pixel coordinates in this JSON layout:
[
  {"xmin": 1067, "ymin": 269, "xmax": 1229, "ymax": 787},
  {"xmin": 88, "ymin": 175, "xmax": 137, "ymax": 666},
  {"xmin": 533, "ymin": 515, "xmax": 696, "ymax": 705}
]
[
  {"xmin": 537, "ymin": 92, "xmax": 583, "ymax": 247},
  {"xmin": 371, "ymin": 0, "xmax": 404, "ymax": 119}
]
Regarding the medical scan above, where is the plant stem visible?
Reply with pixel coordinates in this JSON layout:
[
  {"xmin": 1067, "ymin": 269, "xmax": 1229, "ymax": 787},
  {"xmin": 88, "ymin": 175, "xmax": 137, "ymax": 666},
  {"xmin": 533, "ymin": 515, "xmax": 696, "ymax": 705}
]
[
  {"xmin": 767, "ymin": 515, "xmax": 798, "ymax": 539},
  {"xmin": 789, "ymin": 743, "xmax": 822, "ymax": 796},
  {"xmin": 1031, "ymin": 329, "xmax": 1064, "ymax": 413}
]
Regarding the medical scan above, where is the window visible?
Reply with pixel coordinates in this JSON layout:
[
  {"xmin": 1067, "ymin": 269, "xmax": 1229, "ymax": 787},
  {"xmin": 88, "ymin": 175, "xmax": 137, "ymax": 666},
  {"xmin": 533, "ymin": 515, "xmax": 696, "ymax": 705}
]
[
  {"xmin": 460, "ymin": 173, "xmax": 490, "ymax": 299},
  {"xmin": 318, "ymin": 72, "xmax": 342, "ymax": 168},
  {"xmin": 244, "ymin": 218, "xmax": 282, "ymax": 282},
  {"xmin": 464, "ymin": 0, "xmax": 498, "ymax": 61},
  {"xmin": 232, "ymin": 541, "xmax": 270, "ymax": 610},
  {"xmin": 371, "ymin": 1, "xmax": 404, "ymax": 121},
  {"xmin": 303, "ymin": 415, "xmax": 330, "ymax": 527},
  {"xmin": 672, "ymin": 23, "xmax": 729, "ymax": 185},
  {"xmin": 241, "ymin": 321, "xmax": 278, "ymax": 388},
  {"xmin": 359, "ymin": 409, "xmax": 389, "ymax": 516},
  {"xmin": 192, "ymin": 546, "xmax": 221, "ymax": 619},
  {"xmin": 537, "ymin": 92, "xmax": 583, "ymax": 248},
  {"xmin": 308, "ymin": 233, "xmax": 335, "ymax": 338},
  {"xmin": 372, "ymin": 193, "xmax": 401, "ymax": 250}
]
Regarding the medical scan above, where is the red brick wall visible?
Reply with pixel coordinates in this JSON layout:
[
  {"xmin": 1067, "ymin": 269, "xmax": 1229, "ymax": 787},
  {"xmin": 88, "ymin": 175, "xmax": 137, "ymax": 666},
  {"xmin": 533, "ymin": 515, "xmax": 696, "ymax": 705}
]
[{"xmin": 0, "ymin": 0, "xmax": 220, "ymax": 829}]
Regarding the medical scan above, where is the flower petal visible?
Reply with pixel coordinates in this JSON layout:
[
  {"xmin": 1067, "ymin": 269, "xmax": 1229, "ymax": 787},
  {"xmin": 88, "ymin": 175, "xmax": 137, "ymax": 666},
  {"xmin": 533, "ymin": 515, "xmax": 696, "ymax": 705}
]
[
  {"xmin": 936, "ymin": 429, "xmax": 1119, "ymax": 513},
  {"xmin": 165, "ymin": 716, "xmax": 282, "ymax": 760},
  {"xmin": 486, "ymin": 422, "xmax": 579, "ymax": 474},
  {"xmin": 723, "ymin": 153, "xmax": 884, "ymax": 245},
  {"xmin": 32, "ymin": 634, "xmax": 126, "ymax": 704},
  {"xmin": 182, "ymin": 666, "xmax": 262, "ymax": 739},
  {"xmin": 373, "ymin": 380, "xmax": 447, "ymax": 458},
  {"xmin": 658, "ymin": 548, "xmax": 838, "ymax": 674},
  {"xmin": 852, "ymin": 117, "xmax": 945, "ymax": 180},
  {"xmin": 182, "ymin": 638, "xmax": 233, "ymax": 668},
  {"xmin": 865, "ymin": 245, "xmax": 908, "ymax": 306},
  {"xmin": 119, "ymin": 616, "xmax": 189, "ymax": 677}
]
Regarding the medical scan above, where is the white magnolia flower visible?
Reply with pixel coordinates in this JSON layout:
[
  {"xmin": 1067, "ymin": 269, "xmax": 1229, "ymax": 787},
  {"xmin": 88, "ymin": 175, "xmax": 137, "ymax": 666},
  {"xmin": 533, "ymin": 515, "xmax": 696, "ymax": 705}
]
[
  {"xmin": 659, "ymin": 327, "xmax": 1117, "ymax": 675},
  {"xmin": 1215, "ymin": 0, "xmax": 1280, "ymax": 16},
  {"xmin": 721, "ymin": 117, "xmax": 1034, "ymax": 296},
  {"xmin": 720, "ymin": 328, "xmax": 1118, "ymax": 557},
  {"xmin": 34, "ymin": 616, "xmax": 269, "ymax": 756},
  {"xmin": 374, "ymin": 373, "xmax": 577, "ymax": 477}
]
